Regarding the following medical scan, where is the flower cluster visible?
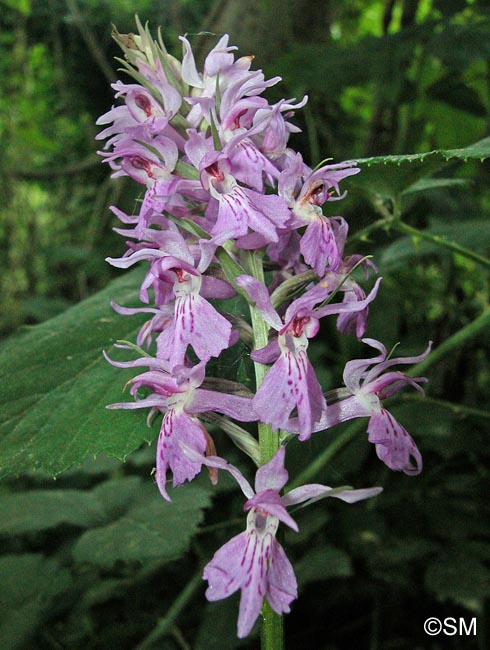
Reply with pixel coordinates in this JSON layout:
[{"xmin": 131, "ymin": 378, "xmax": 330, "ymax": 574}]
[{"xmin": 98, "ymin": 19, "xmax": 431, "ymax": 638}]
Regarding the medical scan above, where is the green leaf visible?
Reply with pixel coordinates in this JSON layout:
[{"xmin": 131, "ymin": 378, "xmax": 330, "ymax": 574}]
[
  {"xmin": 72, "ymin": 479, "xmax": 212, "ymax": 566},
  {"xmin": 195, "ymin": 598, "xmax": 242, "ymax": 650},
  {"xmin": 0, "ymin": 490, "xmax": 104, "ymax": 535},
  {"xmin": 0, "ymin": 554, "xmax": 71, "ymax": 650},
  {"xmin": 296, "ymin": 545, "xmax": 352, "ymax": 588},
  {"xmin": 351, "ymin": 136, "xmax": 490, "ymax": 200},
  {"xmin": 372, "ymin": 537, "xmax": 436, "ymax": 566},
  {"xmin": 0, "ymin": 476, "xmax": 142, "ymax": 536},
  {"xmin": 0, "ymin": 268, "xmax": 156, "ymax": 478},
  {"xmin": 402, "ymin": 177, "xmax": 470, "ymax": 196},
  {"xmin": 427, "ymin": 21, "xmax": 490, "ymax": 69},
  {"xmin": 425, "ymin": 551, "xmax": 490, "ymax": 605}
]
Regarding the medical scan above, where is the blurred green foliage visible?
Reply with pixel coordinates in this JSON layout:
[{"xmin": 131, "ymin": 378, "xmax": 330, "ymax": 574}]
[{"xmin": 0, "ymin": 1, "xmax": 489, "ymax": 649}]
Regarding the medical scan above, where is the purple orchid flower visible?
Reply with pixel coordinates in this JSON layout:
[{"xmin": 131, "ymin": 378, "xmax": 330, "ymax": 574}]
[
  {"xmin": 96, "ymin": 104, "xmax": 140, "ymax": 148},
  {"xmin": 109, "ymin": 203, "xmax": 170, "ymax": 239},
  {"xmin": 151, "ymin": 259, "xmax": 233, "ymax": 366},
  {"xmin": 96, "ymin": 54, "xmax": 183, "ymax": 144},
  {"xmin": 278, "ymin": 155, "xmax": 359, "ymax": 276},
  {"xmin": 99, "ymin": 127, "xmax": 179, "ymax": 186},
  {"xmin": 184, "ymin": 446, "xmax": 381, "ymax": 637},
  {"xmin": 199, "ymin": 155, "xmax": 291, "ymax": 246},
  {"xmin": 217, "ymin": 90, "xmax": 302, "ymax": 191},
  {"xmin": 180, "ymin": 34, "xmax": 280, "ymax": 128},
  {"xmin": 290, "ymin": 338, "xmax": 432, "ymax": 475},
  {"xmin": 223, "ymin": 134, "xmax": 280, "ymax": 192},
  {"xmin": 105, "ymin": 358, "xmax": 258, "ymax": 500},
  {"xmin": 110, "ymin": 301, "xmax": 174, "ymax": 350},
  {"xmin": 107, "ymin": 232, "xmax": 234, "ymax": 366},
  {"xmin": 252, "ymin": 96, "xmax": 308, "ymax": 165},
  {"xmin": 112, "ymin": 82, "xmax": 170, "ymax": 134},
  {"xmin": 236, "ymin": 274, "xmax": 382, "ymax": 440},
  {"xmin": 319, "ymin": 255, "xmax": 379, "ymax": 339},
  {"xmin": 220, "ymin": 94, "xmax": 269, "ymax": 135}
]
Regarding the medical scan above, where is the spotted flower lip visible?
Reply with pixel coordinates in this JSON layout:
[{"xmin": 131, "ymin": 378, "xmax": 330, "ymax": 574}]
[{"xmin": 185, "ymin": 446, "xmax": 382, "ymax": 637}]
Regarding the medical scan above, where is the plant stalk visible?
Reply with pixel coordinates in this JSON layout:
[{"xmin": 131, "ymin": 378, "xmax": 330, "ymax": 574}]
[
  {"xmin": 247, "ymin": 249, "xmax": 284, "ymax": 650},
  {"xmin": 394, "ymin": 221, "xmax": 490, "ymax": 270},
  {"xmin": 261, "ymin": 601, "xmax": 284, "ymax": 650},
  {"xmin": 247, "ymin": 251, "xmax": 281, "ymax": 465},
  {"xmin": 135, "ymin": 569, "xmax": 202, "ymax": 650}
]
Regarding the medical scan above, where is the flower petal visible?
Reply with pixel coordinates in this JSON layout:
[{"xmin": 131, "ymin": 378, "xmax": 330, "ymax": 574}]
[
  {"xmin": 368, "ymin": 409, "xmax": 422, "ymax": 475},
  {"xmin": 245, "ymin": 489, "xmax": 298, "ymax": 531},
  {"xmin": 253, "ymin": 348, "xmax": 325, "ymax": 440},
  {"xmin": 155, "ymin": 410, "xmax": 207, "ymax": 500},
  {"xmin": 171, "ymin": 293, "xmax": 232, "ymax": 367},
  {"xmin": 266, "ymin": 540, "xmax": 298, "ymax": 616},
  {"xmin": 190, "ymin": 389, "xmax": 259, "ymax": 422},
  {"xmin": 254, "ymin": 446, "xmax": 289, "ymax": 493},
  {"xmin": 204, "ymin": 531, "xmax": 249, "ymax": 605},
  {"xmin": 300, "ymin": 216, "xmax": 343, "ymax": 276},
  {"xmin": 283, "ymin": 484, "xmax": 383, "ymax": 507},
  {"xmin": 236, "ymin": 275, "xmax": 282, "ymax": 330},
  {"xmin": 181, "ymin": 447, "xmax": 254, "ymax": 499}
]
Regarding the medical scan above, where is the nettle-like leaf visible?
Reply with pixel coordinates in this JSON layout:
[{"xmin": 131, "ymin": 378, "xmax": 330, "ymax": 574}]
[
  {"xmin": 0, "ymin": 553, "xmax": 72, "ymax": 650},
  {"xmin": 72, "ymin": 478, "xmax": 212, "ymax": 566},
  {"xmin": 0, "ymin": 476, "xmax": 142, "ymax": 536},
  {"xmin": 401, "ymin": 177, "xmax": 470, "ymax": 196},
  {"xmin": 350, "ymin": 136, "xmax": 490, "ymax": 200},
  {"xmin": 0, "ymin": 268, "xmax": 154, "ymax": 478}
]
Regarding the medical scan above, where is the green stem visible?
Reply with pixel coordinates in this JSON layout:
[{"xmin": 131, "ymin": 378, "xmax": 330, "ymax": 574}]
[
  {"xmin": 354, "ymin": 202, "xmax": 490, "ymax": 271},
  {"xmin": 399, "ymin": 394, "xmax": 490, "ymax": 420},
  {"xmin": 348, "ymin": 217, "xmax": 388, "ymax": 245},
  {"xmin": 247, "ymin": 251, "xmax": 281, "ymax": 465},
  {"xmin": 289, "ymin": 421, "xmax": 364, "ymax": 490},
  {"xmin": 261, "ymin": 601, "xmax": 284, "ymax": 650},
  {"xmin": 270, "ymin": 270, "xmax": 317, "ymax": 309},
  {"xmin": 394, "ymin": 221, "xmax": 490, "ymax": 270},
  {"xmin": 304, "ymin": 102, "xmax": 320, "ymax": 166},
  {"xmin": 407, "ymin": 308, "xmax": 490, "ymax": 377},
  {"xmin": 135, "ymin": 569, "xmax": 202, "ymax": 650},
  {"xmin": 246, "ymin": 250, "xmax": 284, "ymax": 650}
]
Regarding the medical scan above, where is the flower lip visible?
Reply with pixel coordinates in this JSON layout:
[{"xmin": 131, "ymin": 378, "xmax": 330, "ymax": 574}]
[
  {"xmin": 299, "ymin": 179, "xmax": 325, "ymax": 206},
  {"xmin": 134, "ymin": 93, "xmax": 153, "ymax": 117},
  {"xmin": 253, "ymin": 511, "xmax": 267, "ymax": 533},
  {"xmin": 291, "ymin": 316, "xmax": 310, "ymax": 337},
  {"xmin": 130, "ymin": 156, "xmax": 155, "ymax": 176},
  {"xmin": 205, "ymin": 161, "xmax": 225, "ymax": 182}
]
